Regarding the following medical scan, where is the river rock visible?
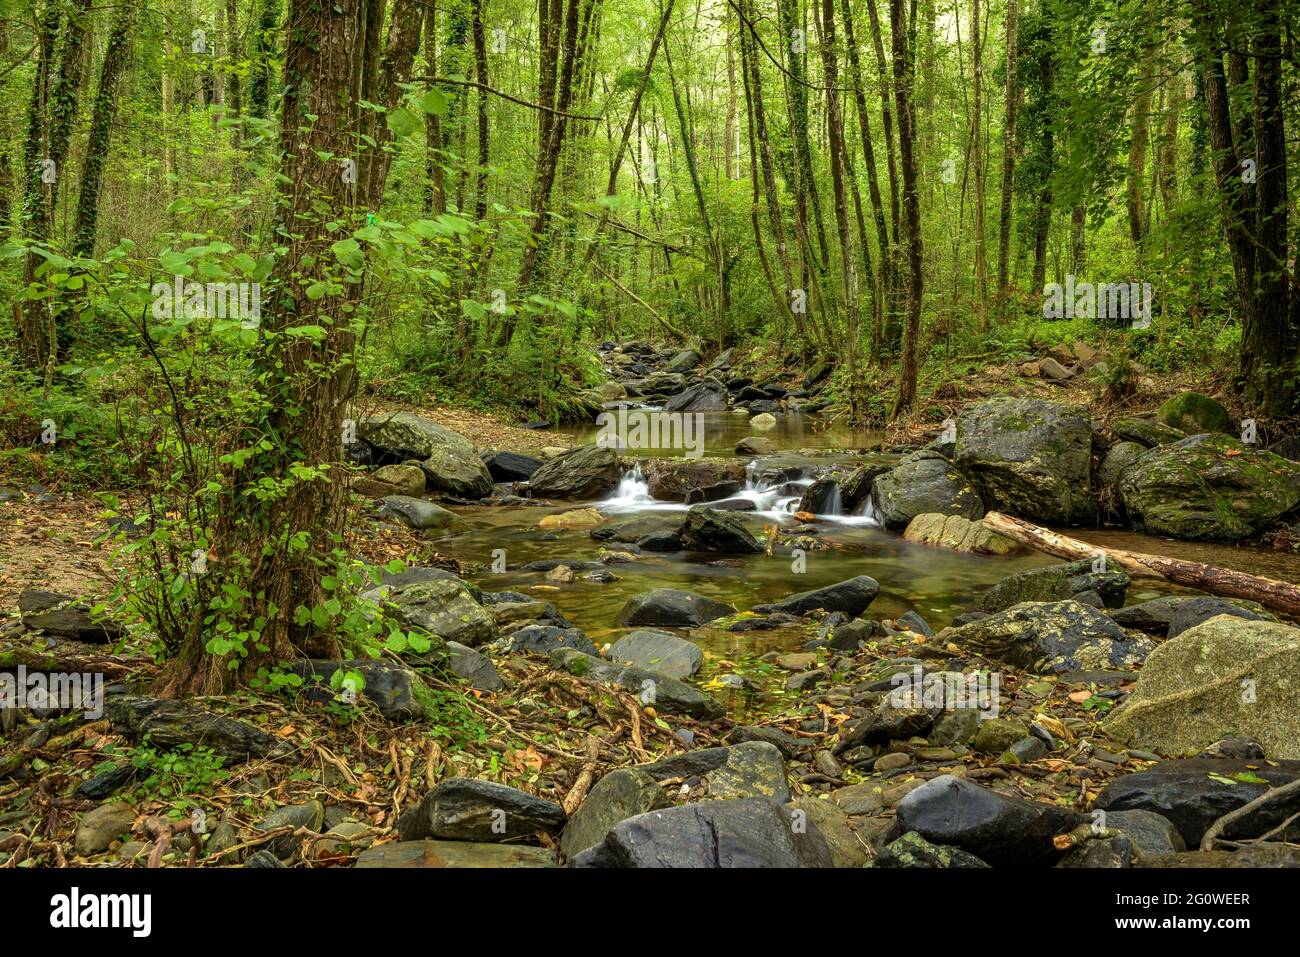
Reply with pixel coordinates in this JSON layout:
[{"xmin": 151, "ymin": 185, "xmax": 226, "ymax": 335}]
[
  {"xmin": 18, "ymin": 589, "xmax": 123, "ymax": 642},
  {"xmin": 753, "ymin": 576, "xmax": 880, "ymax": 618},
  {"xmin": 608, "ymin": 630, "xmax": 703, "ymax": 678},
  {"xmin": 663, "ymin": 379, "xmax": 729, "ymax": 412},
  {"xmin": 953, "ymin": 397, "xmax": 1093, "ymax": 524},
  {"xmin": 560, "ymin": 768, "xmax": 670, "ymax": 859},
  {"xmin": 525, "ymin": 444, "xmax": 621, "ymax": 499},
  {"xmin": 948, "ymin": 599, "xmax": 1156, "ymax": 673},
  {"xmin": 679, "ymin": 506, "xmax": 763, "ymax": 553},
  {"xmin": 1098, "ymin": 441, "xmax": 1147, "ymax": 489},
  {"xmin": 538, "ymin": 507, "xmax": 603, "ymax": 529},
  {"xmin": 891, "ymin": 774, "xmax": 1084, "ymax": 866},
  {"xmin": 1119, "ymin": 434, "xmax": 1300, "ymax": 541},
  {"xmin": 376, "ymin": 495, "xmax": 459, "ymax": 530},
  {"xmin": 352, "ymin": 463, "xmax": 426, "ymax": 498},
  {"xmin": 872, "ymin": 830, "xmax": 991, "ymax": 868},
  {"xmin": 398, "ymin": 777, "xmax": 566, "ymax": 842},
  {"xmin": 642, "ymin": 459, "xmax": 745, "ymax": 502},
  {"xmin": 75, "ymin": 803, "xmax": 136, "ymax": 856},
  {"xmin": 1156, "ymin": 391, "xmax": 1232, "ymax": 435},
  {"xmin": 637, "ymin": 742, "xmax": 791, "ymax": 802},
  {"xmin": 1166, "ymin": 596, "xmax": 1274, "ymax": 638},
  {"xmin": 257, "ymin": 800, "xmax": 324, "ymax": 858},
  {"xmin": 616, "ymin": 588, "xmax": 735, "ymax": 627},
  {"xmin": 788, "ymin": 797, "xmax": 868, "ymax": 867},
  {"xmin": 591, "ymin": 514, "xmax": 685, "ymax": 549},
  {"xmin": 500, "ymin": 624, "xmax": 598, "ymax": 657},
  {"xmin": 664, "ymin": 348, "xmax": 702, "ymax": 373},
  {"xmin": 871, "ymin": 451, "xmax": 984, "ymax": 530},
  {"xmin": 736, "ymin": 437, "xmax": 776, "ymax": 455},
  {"xmin": 1106, "ymin": 616, "xmax": 1300, "ymax": 759},
  {"xmin": 979, "ymin": 558, "xmax": 1130, "ymax": 613},
  {"xmin": 751, "ymin": 413, "xmax": 777, "ymax": 429},
  {"xmin": 838, "ymin": 464, "xmax": 892, "ymax": 513},
  {"xmin": 1113, "ymin": 418, "xmax": 1185, "ymax": 448},
  {"xmin": 447, "ymin": 641, "xmax": 503, "ymax": 691},
  {"xmin": 105, "ymin": 696, "xmax": 294, "ymax": 764},
  {"xmin": 571, "ymin": 798, "xmax": 833, "ymax": 867},
  {"xmin": 902, "ymin": 513, "xmax": 1022, "ymax": 555},
  {"xmin": 366, "ymin": 577, "xmax": 496, "ymax": 647},
  {"xmin": 358, "ymin": 412, "xmax": 492, "ymax": 498},
  {"xmin": 550, "ymin": 649, "xmax": 724, "ymax": 718},
  {"xmin": 288, "ymin": 659, "xmax": 435, "ymax": 720},
  {"xmin": 356, "ymin": 841, "xmax": 556, "ymax": 867},
  {"xmin": 836, "ymin": 700, "xmax": 940, "ymax": 752},
  {"xmin": 1094, "ymin": 758, "xmax": 1300, "ymax": 847},
  {"xmin": 481, "ymin": 449, "xmax": 544, "ymax": 481}
]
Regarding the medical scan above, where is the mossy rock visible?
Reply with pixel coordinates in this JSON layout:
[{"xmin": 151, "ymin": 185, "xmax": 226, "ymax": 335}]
[
  {"xmin": 1155, "ymin": 392, "xmax": 1231, "ymax": 436},
  {"xmin": 1120, "ymin": 433, "xmax": 1300, "ymax": 541}
]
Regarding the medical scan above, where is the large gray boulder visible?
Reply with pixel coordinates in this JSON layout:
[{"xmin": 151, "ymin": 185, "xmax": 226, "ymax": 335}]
[
  {"xmin": 953, "ymin": 397, "xmax": 1093, "ymax": 524},
  {"xmin": 871, "ymin": 451, "xmax": 984, "ymax": 530},
  {"xmin": 358, "ymin": 412, "xmax": 492, "ymax": 498},
  {"xmin": 608, "ymin": 630, "xmax": 703, "ymax": 678},
  {"xmin": 1120, "ymin": 434, "xmax": 1300, "ymax": 541},
  {"xmin": 525, "ymin": 444, "xmax": 621, "ymax": 499},
  {"xmin": 1107, "ymin": 616, "xmax": 1300, "ymax": 759},
  {"xmin": 679, "ymin": 506, "xmax": 763, "ymax": 553}
]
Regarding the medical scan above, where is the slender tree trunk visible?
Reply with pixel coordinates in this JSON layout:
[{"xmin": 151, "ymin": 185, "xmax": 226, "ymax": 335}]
[
  {"xmin": 889, "ymin": 0, "xmax": 923, "ymax": 418},
  {"xmin": 970, "ymin": 0, "xmax": 988, "ymax": 327},
  {"xmin": 994, "ymin": 0, "xmax": 1018, "ymax": 321}
]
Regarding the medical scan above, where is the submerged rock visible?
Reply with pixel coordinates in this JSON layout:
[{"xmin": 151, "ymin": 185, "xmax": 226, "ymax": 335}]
[{"xmin": 1107, "ymin": 616, "xmax": 1300, "ymax": 759}]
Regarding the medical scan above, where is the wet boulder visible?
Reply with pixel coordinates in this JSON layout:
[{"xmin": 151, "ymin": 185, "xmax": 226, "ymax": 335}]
[
  {"xmin": 616, "ymin": 588, "xmax": 735, "ymax": 627},
  {"xmin": 641, "ymin": 459, "xmax": 745, "ymax": 502},
  {"xmin": 481, "ymin": 450, "xmax": 543, "ymax": 482},
  {"xmin": 679, "ymin": 506, "xmax": 763, "ymax": 553},
  {"xmin": 608, "ymin": 630, "xmax": 703, "ymax": 678},
  {"xmin": 871, "ymin": 451, "xmax": 984, "ymax": 530},
  {"xmin": 1119, "ymin": 434, "xmax": 1300, "ymax": 541},
  {"xmin": 947, "ymin": 599, "xmax": 1156, "ymax": 674},
  {"xmin": 953, "ymin": 397, "xmax": 1093, "ymax": 524},
  {"xmin": 902, "ymin": 513, "xmax": 1025, "ymax": 555},
  {"xmin": 365, "ymin": 576, "xmax": 496, "ymax": 647},
  {"xmin": 524, "ymin": 444, "xmax": 621, "ymax": 499},
  {"xmin": 662, "ymin": 379, "xmax": 728, "ymax": 412}
]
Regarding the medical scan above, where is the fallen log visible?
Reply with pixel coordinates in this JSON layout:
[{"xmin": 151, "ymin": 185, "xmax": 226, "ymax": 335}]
[{"xmin": 980, "ymin": 511, "xmax": 1300, "ymax": 619}]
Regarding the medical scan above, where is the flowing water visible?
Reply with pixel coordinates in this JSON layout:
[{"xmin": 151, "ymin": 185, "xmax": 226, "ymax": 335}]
[{"xmin": 435, "ymin": 413, "xmax": 1298, "ymax": 656}]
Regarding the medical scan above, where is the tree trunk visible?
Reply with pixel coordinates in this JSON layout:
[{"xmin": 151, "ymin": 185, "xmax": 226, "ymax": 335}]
[
  {"xmin": 159, "ymin": 0, "xmax": 363, "ymax": 696},
  {"xmin": 994, "ymin": 0, "xmax": 1018, "ymax": 320},
  {"xmin": 889, "ymin": 0, "xmax": 923, "ymax": 418}
]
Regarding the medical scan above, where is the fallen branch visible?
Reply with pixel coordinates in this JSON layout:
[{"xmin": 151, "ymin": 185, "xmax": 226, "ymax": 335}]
[
  {"xmin": 1200, "ymin": 777, "xmax": 1300, "ymax": 851},
  {"xmin": 981, "ymin": 511, "xmax": 1300, "ymax": 618}
]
